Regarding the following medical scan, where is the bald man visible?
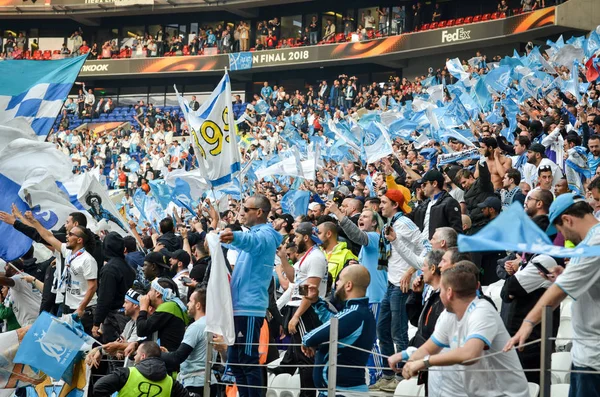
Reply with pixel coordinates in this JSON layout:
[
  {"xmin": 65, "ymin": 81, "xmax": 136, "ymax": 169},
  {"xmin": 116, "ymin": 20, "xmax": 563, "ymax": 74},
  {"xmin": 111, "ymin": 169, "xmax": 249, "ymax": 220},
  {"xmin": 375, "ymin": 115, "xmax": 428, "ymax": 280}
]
[
  {"xmin": 302, "ymin": 265, "xmax": 377, "ymax": 394},
  {"xmin": 338, "ymin": 198, "xmax": 364, "ymax": 256}
]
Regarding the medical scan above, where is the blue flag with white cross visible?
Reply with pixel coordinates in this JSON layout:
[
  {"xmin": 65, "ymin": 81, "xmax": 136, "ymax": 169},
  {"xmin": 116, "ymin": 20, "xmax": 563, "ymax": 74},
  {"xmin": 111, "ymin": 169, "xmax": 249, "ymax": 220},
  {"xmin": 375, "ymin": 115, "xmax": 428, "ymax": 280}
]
[{"xmin": 0, "ymin": 54, "xmax": 87, "ymax": 139}]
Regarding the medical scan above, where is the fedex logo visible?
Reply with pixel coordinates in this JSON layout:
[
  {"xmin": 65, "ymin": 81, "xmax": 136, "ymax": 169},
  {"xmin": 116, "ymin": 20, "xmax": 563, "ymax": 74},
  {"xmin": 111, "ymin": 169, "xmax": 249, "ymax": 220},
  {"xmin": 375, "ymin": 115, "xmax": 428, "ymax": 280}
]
[{"xmin": 441, "ymin": 28, "xmax": 471, "ymax": 43}]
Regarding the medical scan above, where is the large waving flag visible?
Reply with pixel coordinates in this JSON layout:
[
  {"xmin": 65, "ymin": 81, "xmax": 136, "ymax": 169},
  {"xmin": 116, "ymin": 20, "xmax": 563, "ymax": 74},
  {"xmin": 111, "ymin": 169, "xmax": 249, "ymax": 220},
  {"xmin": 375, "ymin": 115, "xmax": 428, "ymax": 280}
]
[
  {"xmin": 63, "ymin": 173, "xmax": 130, "ymax": 236},
  {"xmin": 0, "ymin": 136, "xmax": 74, "ymax": 261},
  {"xmin": 0, "ymin": 55, "xmax": 87, "ymax": 139},
  {"xmin": 362, "ymin": 121, "xmax": 394, "ymax": 164},
  {"xmin": 0, "ymin": 326, "xmax": 47, "ymax": 391},
  {"xmin": 14, "ymin": 312, "xmax": 91, "ymax": 383},
  {"xmin": 281, "ymin": 190, "xmax": 310, "ymax": 217},
  {"xmin": 458, "ymin": 203, "xmax": 600, "ymax": 258},
  {"xmin": 175, "ymin": 72, "xmax": 241, "ymax": 188}
]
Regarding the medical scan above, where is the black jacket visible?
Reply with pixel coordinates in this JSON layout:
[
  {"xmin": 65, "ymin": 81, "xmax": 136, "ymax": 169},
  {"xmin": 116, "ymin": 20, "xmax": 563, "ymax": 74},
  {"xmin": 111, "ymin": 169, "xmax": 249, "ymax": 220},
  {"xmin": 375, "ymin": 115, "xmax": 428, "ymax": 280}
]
[
  {"xmin": 94, "ymin": 232, "xmax": 136, "ymax": 327},
  {"xmin": 158, "ymin": 231, "xmax": 182, "ymax": 253},
  {"xmin": 93, "ymin": 357, "xmax": 189, "ymax": 397},
  {"xmin": 137, "ymin": 306, "xmax": 186, "ymax": 352},
  {"xmin": 406, "ymin": 288, "xmax": 445, "ymax": 348},
  {"xmin": 500, "ymin": 260, "xmax": 560, "ymax": 361},
  {"xmin": 463, "ymin": 162, "xmax": 496, "ymax": 233},
  {"xmin": 410, "ymin": 190, "xmax": 462, "ymax": 239}
]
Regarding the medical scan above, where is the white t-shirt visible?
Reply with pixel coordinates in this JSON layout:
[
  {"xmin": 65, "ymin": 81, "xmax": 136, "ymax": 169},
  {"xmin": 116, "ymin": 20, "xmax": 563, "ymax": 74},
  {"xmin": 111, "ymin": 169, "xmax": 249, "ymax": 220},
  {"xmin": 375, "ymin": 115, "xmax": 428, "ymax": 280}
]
[
  {"xmin": 60, "ymin": 244, "xmax": 98, "ymax": 310},
  {"xmin": 431, "ymin": 299, "xmax": 529, "ymax": 397},
  {"xmin": 555, "ymin": 223, "xmax": 600, "ymax": 370},
  {"xmin": 121, "ymin": 318, "xmax": 142, "ymax": 343},
  {"xmin": 9, "ymin": 275, "xmax": 42, "ymax": 326},
  {"xmin": 288, "ymin": 247, "xmax": 328, "ymax": 307},
  {"xmin": 449, "ymin": 186, "xmax": 465, "ymax": 204}
]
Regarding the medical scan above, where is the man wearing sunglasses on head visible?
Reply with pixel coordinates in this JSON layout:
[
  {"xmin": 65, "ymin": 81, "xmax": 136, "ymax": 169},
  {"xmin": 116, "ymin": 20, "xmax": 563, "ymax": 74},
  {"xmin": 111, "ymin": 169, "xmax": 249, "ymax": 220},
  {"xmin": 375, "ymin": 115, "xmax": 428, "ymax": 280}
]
[{"xmin": 219, "ymin": 194, "xmax": 283, "ymax": 397}]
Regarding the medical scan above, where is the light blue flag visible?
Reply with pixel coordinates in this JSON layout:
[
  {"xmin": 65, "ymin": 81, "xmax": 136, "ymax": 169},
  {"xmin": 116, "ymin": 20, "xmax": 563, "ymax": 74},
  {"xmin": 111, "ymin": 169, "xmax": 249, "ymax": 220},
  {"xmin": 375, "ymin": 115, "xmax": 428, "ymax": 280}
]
[
  {"xmin": 446, "ymin": 58, "xmax": 469, "ymax": 81},
  {"xmin": 142, "ymin": 193, "xmax": 166, "ymax": 231},
  {"xmin": 585, "ymin": 30, "xmax": 600, "ymax": 58},
  {"xmin": 472, "ymin": 76, "xmax": 492, "ymax": 112},
  {"xmin": 281, "ymin": 190, "xmax": 310, "ymax": 217},
  {"xmin": 132, "ymin": 189, "xmax": 147, "ymax": 221},
  {"xmin": 14, "ymin": 312, "xmax": 85, "ymax": 383},
  {"xmin": 171, "ymin": 178, "xmax": 198, "ymax": 214},
  {"xmin": 421, "ymin": 75, "xmax": 436, "ymax": 88},
  {"xmin": 254, "ymin": 99, "xmax": 269, "ymax": 115},
  {"xmin": 357, "ymin": 112, "xmax": 381, "ymax": 129},
  {"xmin": 148, "ymin": 179, "xmax": 173, "ymax": 209},
  {"xmin": 0, "ymin": 55, "xmax": 87, "ymax": 139},
  {"xmin": 362, "ymin": 121, "xmax": 394, "ymax": 164},
  {"xmin": 566, "ymin": 35, "xmax": 585, "ymax": 48},
  {"xmin": 499, "ymin": 55, "xmax": 523, "ymax": 68},
  {"xmin": 484, "ymin": 65, "xmax": 512, "ymax": 93},
  {"xmin": 438, "ymin": 127, "xmax": 476, "ymax": 148},
  {"xmin": 441, "ymin": 96, "xmax": 470, "ymax": 128},
  {"xmin": 388, "ymin": 118, "xmax": 418, "ymax": 140},
  {"xmin": 228, "ymin": 52, "xmax": 253, "ymax": 71},
  {"xmin": 458, "ymin": 203, "xmax": 600, "ymax": 258},
  {"xmin": 125, "ymin": 159, "xmax": 140, "ymax": 172}
]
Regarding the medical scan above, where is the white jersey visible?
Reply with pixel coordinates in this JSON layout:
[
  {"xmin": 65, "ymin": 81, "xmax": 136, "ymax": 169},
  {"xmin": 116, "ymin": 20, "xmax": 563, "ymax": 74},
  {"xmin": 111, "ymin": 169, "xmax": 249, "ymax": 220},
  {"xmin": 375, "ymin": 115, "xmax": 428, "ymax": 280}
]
[
  {"xmin": 555, "ymin": 223, "xmax": 600, "ymax": 370},
  {"xmin": 9, "ymin": 275, "xmax": 42, "ymax": 326},
  {"xmin": 431, "ymin": 299, "xmax": 529, "ymax": 397},
  {"xmin": 288, "ymin": 246, "xmax": 328, "ymax": 307},
  {"xmin": 60, "ymin": 244, "xmax": 98, "ymax": 310}
]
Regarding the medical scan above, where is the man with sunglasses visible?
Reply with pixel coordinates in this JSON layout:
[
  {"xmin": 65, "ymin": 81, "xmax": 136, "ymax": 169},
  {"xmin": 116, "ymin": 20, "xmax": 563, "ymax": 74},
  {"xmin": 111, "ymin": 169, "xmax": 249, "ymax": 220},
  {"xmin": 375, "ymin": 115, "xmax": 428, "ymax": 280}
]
[
  {"xmin": 219, "ymin": 195, "xmax": 282, "ymax": 397},
  {"xmin": 24, "ymin": 212, "xmax": 98, "ymax": 334}
]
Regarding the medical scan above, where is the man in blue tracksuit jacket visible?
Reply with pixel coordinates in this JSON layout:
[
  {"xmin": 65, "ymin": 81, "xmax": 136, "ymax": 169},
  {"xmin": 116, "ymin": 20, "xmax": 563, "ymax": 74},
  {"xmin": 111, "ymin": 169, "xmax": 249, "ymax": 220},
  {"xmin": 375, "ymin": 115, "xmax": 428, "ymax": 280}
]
[
  {"xmin": 302, "ymin": 265, "xmax": 377, "ymax": 396},
  {"xmin": 220, "ymin": 195, "xmax": 283, "ymax": 397}
]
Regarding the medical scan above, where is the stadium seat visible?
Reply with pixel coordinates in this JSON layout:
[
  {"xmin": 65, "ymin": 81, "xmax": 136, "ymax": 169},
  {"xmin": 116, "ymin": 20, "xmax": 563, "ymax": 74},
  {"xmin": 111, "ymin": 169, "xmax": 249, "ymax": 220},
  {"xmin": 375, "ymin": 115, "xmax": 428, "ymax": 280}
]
[
  {"xmin": 482, "ymin": 13, "xmax": 491, "ymax": 21},
  {"xmin": 32, "ymin": 50, "xmax": 42, "ymax": 60},
  {"xmin": 279, "ymin": 374, "xmax": 301, "ymax": 397},
  {"xmin": 455, "ymin": 17, "xmax": 464, "ymax": 25},
  {"xmin": 43, "ymin": 50, "xmax": 52, "ymax": 60},
  {"xmin": 560, "ymin": 297, "xmax": 572, "ymax": 320},
  {"xmin": 485, "ymin": 279, "xmax": 505, "ymax": 312},
  {"xmin": 335, "ymin": 33, "xmax": 345, "ymax": 43},
  {"xmin": 430, "ymin": 22, "xmax": 438, "ymax": 29},
  {"xmin": 491, "ymin": 12, "xmax": 500, "ymax": 19},
  {"xmin": 550, "ymin": 384, "xmax": 570, "ymax": 397},
  {"xmin": 421, "ymin": 23, "xmax": 430, "ymax": 31},
  {"xmin": 551, "ymin": 352, "xmax": 572, "ymax": 384},
  {"xmin": 500, "ymin": 12, "xmax": 507, "ymax": 18},
  {"xmin": 555, "ymin": 318, "xmax": 572, "ymax": 351},
  {"xmin": 394, "ymin": 377, "xmax": 424, "ymax": 396},
  {"xmin": 473, "ymin": 15, "xmax": 482, "ymax": 23},
  {"xmin": 23, "ymin": 50, "xmax": 31, "ymax": 59},
  {"xmin": 528, "ymin": 383, "xmax": 540, "ymax": 397},
  {"xmin": 267, "ymin": 373, "xmax": 292, "ymax": 397},
  {"xmin": 183, "ymin": 45, "xmax": 190, "ymax": 55},
  {"xmin": 440, "ymin": 20, "xmax": 449, "ymax": 28},
  {"xmin": 464, "ymin": 16, "xmax": 473, "ymax": 24}
]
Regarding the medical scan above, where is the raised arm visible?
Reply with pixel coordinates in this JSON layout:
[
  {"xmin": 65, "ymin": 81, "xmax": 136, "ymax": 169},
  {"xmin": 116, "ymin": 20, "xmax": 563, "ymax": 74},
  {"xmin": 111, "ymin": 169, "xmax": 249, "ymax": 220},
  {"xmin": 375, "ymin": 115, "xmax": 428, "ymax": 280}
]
[{"xmin": 23, "ymin": 211, "xmax": 63, "ymax": 253}]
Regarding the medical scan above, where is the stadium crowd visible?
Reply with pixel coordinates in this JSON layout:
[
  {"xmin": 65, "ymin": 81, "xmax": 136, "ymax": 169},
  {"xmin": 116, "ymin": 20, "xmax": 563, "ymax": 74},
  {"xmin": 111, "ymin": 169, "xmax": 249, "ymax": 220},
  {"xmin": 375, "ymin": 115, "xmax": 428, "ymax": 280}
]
[
  {"xmin": 1, "ymin": 0, "xmax": 561, "ymax": 60},
  {"xmin": 1, "ymin": 22, "xmax": 600, "ymax": 397}
]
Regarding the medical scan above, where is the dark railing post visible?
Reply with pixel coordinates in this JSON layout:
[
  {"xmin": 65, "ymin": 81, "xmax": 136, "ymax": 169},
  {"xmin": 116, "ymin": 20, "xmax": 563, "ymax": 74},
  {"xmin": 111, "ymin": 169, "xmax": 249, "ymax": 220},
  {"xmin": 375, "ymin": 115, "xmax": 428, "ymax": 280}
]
[{"xmin": 540, "ymin": 306, "xmax": 553, "ymax": 397}]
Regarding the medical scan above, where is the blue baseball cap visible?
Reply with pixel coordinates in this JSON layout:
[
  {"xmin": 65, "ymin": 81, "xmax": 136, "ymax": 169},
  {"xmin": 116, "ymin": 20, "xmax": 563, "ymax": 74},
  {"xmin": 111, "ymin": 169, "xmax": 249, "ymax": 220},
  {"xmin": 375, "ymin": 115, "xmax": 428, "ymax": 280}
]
[{"xmin": 546, "ymin": 193, "xmax": 586, "ymax": 235}]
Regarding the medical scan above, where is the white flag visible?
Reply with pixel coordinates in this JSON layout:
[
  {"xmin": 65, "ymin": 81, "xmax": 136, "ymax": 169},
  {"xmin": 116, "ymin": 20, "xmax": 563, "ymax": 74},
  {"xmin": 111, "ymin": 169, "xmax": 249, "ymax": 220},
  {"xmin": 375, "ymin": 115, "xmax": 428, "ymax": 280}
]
[
  {"xmin": 205, "ymin": 233, "xmax": 235, "ymax": 345},
  {"xmin": 176, "ymin": 72, "xmax": 241, "ymax": 188}
]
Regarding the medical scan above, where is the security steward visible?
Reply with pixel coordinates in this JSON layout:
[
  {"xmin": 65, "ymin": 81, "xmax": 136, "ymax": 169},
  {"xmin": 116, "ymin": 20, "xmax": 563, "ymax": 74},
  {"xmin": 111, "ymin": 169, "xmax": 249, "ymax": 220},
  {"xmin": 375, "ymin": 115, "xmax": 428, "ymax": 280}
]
[{"xmin": 93, "ymin": 340, "xmax": 189, "ymax": 397}]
